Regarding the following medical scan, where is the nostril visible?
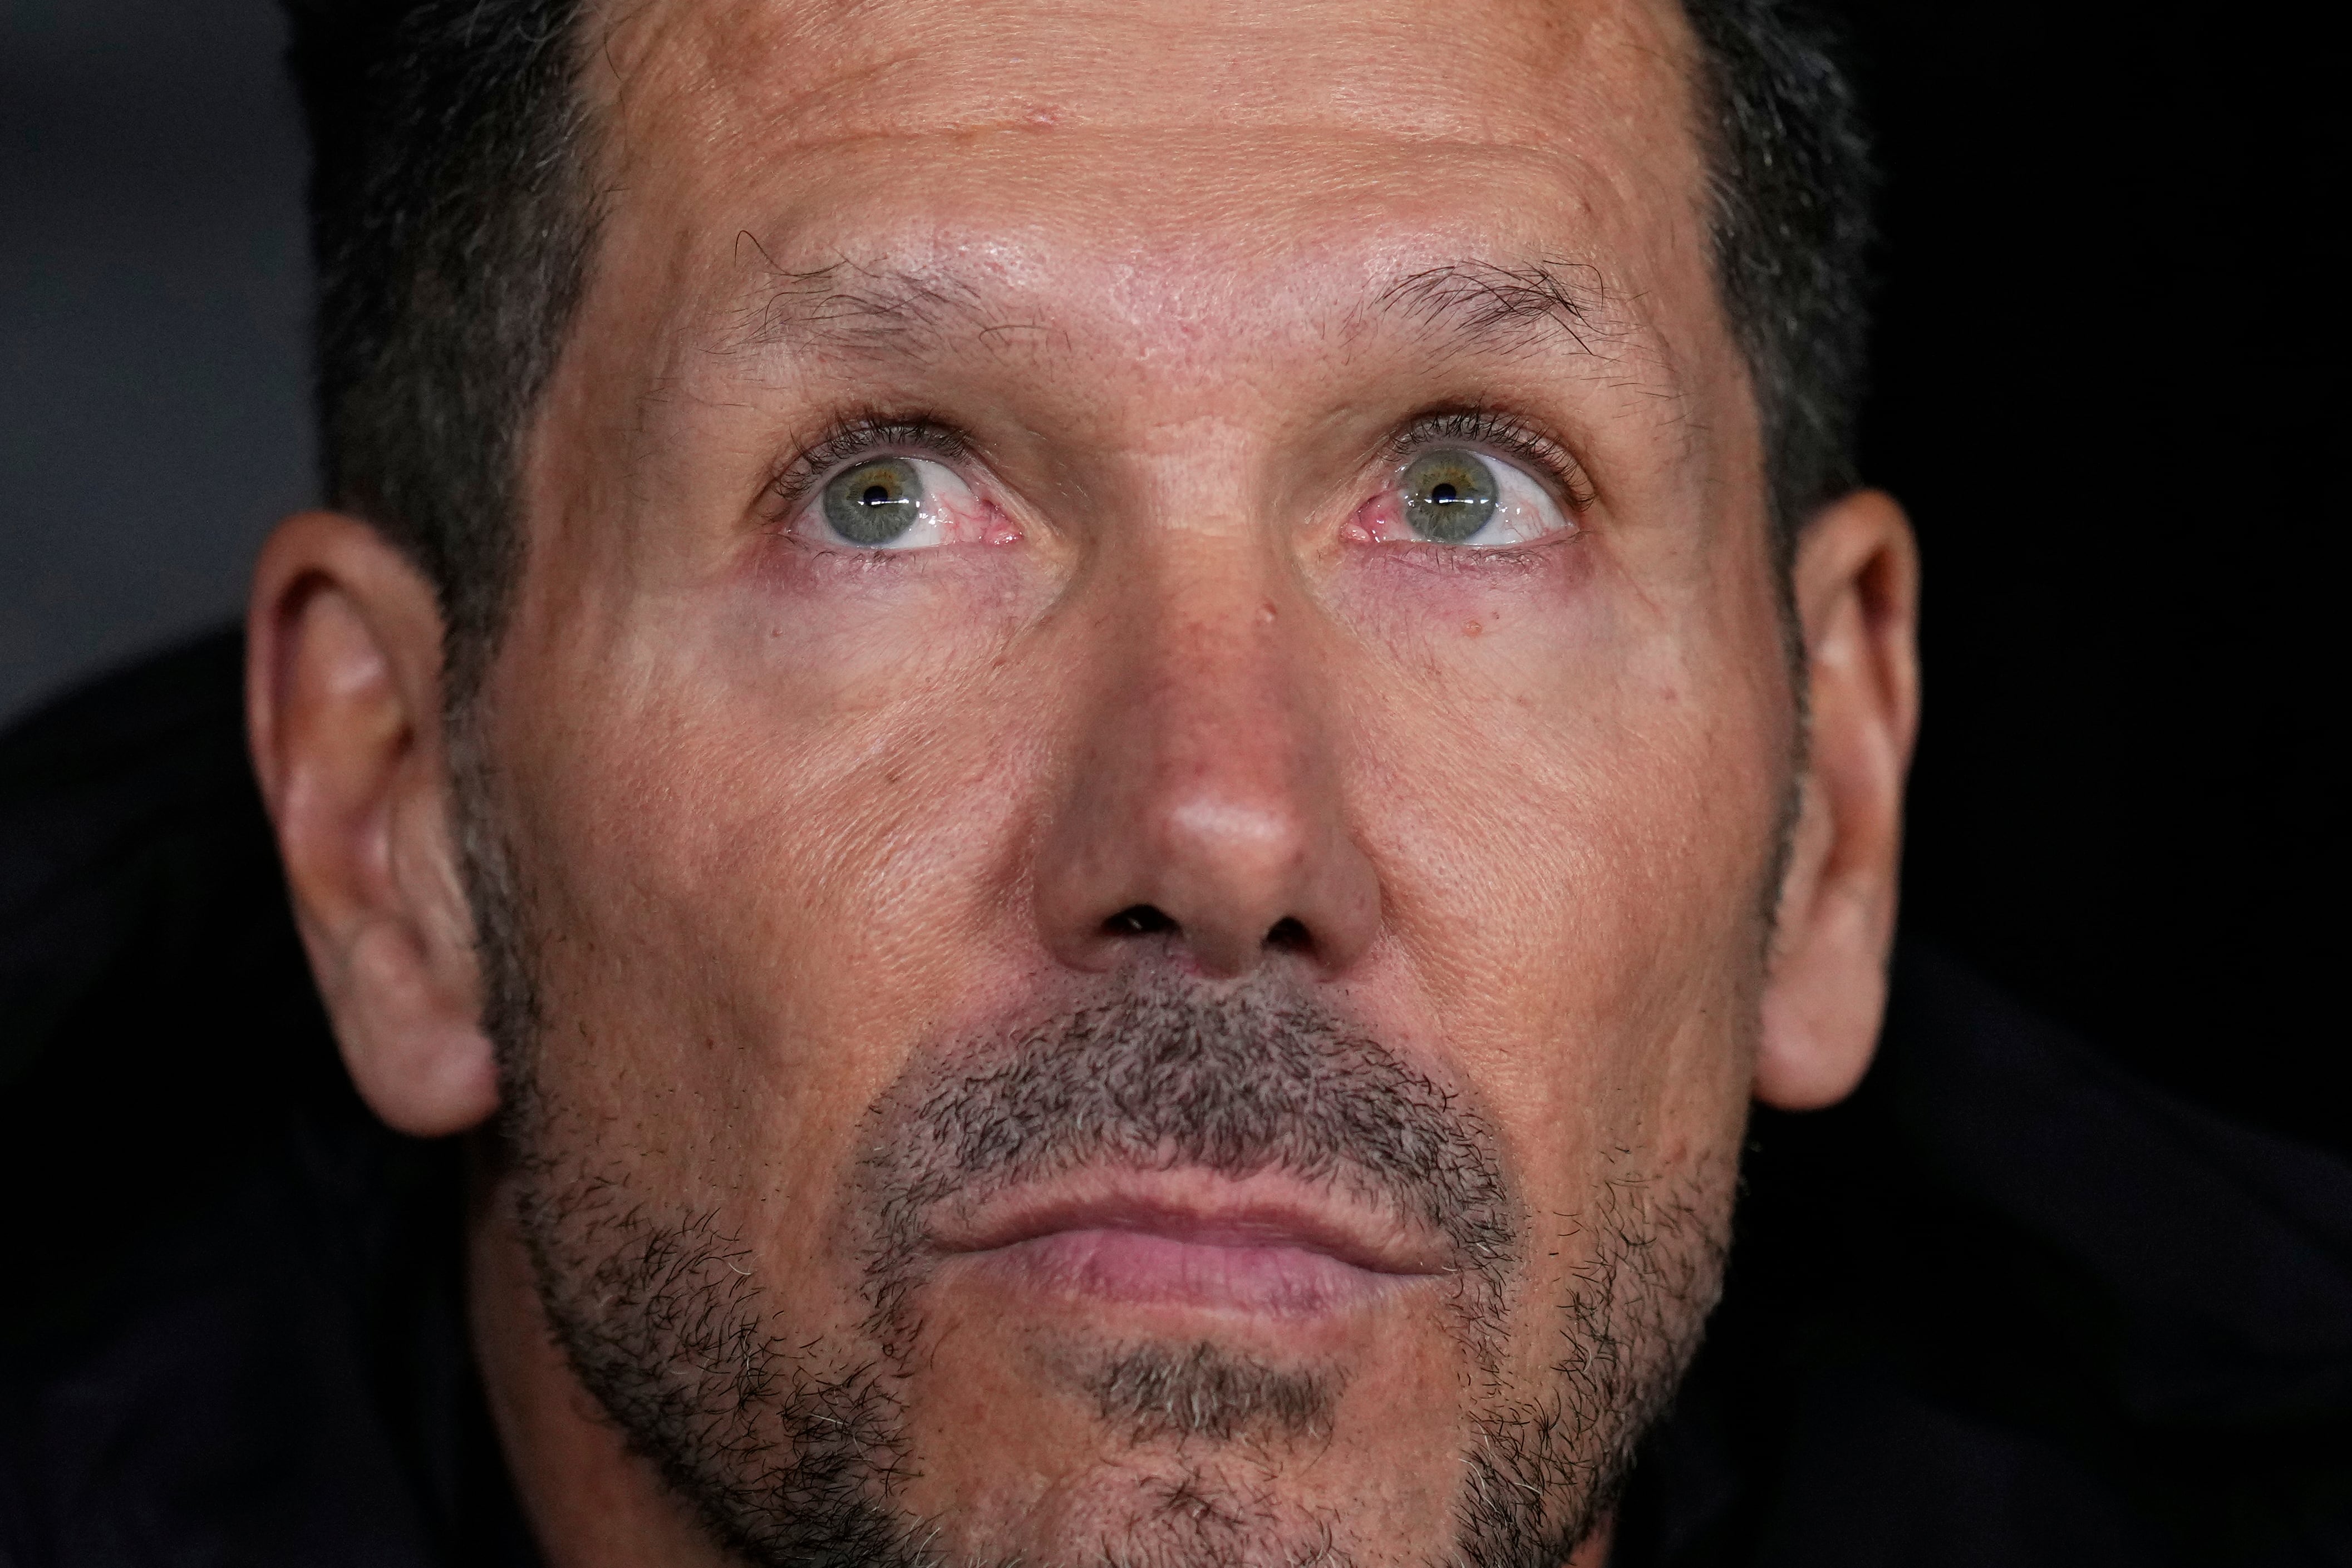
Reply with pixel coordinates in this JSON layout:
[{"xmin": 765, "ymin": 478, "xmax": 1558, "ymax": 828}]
[
  {"xmin": 1104, "ymin": 904, "xmax": 1178, "ymax": 937},
  {"xmin": 1264, "ymin": 916, "xmax": 1312, "ymax": 953}
]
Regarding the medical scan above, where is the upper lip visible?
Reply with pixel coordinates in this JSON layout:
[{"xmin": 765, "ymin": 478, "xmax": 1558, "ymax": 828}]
[{"xmin": 928, "ymin": 1169, "xmax": 1450, "ymax": 1276}]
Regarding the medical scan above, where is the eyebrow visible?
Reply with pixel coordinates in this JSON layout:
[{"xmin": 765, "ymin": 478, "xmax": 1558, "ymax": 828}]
[
  {"xmin": 725, "ymin": 243, "xmax": 1027, "ymax": 357},
  {"xmin": 1369, "ymin": 260, "xmax": 1610, "ymax": 359},
  {"xmin": 722, "ymin": 242, "xmax": 1613, "ymax": 364}
]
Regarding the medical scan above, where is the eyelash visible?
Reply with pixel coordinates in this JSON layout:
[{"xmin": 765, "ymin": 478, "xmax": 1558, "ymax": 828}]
[
  {"xmin": 767, "ymin": 414, "xmax": 972, "ymax": 510},
  {"xmin": 766, "ymin": 407, "xmax": 1592, "ymax": 519},
  {"xmin": 1386, "ymin": 409, "xmax": 1595, "ymax": 510}
]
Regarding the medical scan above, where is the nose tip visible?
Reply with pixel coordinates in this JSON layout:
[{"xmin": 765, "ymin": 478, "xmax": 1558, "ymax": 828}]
[
  {"xmin": 1033, "ymin": 659, "xmax": 1381, "ymax": 982},
  {"xmin": 1150, "ymin": 798, "xmax": 1349, "ymax": 976}
]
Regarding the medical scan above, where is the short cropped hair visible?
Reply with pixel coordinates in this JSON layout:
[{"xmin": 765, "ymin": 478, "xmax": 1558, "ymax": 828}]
[{"xmin": 283, "ymin": 0, "xmax": 1873, "ymax": 706}]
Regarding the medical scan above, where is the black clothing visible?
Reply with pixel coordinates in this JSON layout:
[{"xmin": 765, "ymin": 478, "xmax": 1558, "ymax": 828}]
[{"xmin": 3, "ymin": 634, "xmax": 2348, "ymax": 1566}]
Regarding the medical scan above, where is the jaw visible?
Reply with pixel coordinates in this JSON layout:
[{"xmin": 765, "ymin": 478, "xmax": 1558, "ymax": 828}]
[
  {"xmin": 479, "ymin": 1115, "xmax": 1728, "ymax": 1568},
  {"xmin": 469, "ymin": 952, "xmax": 1747, "ymax": 1568}
]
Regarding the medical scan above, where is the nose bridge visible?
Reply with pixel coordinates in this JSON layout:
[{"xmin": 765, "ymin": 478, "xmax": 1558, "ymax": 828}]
[
  {"xmin": 1034, "ymin": 528, "xmax": 1379, "ymax": 979},
  {"xmin": 1109, "ymin": 538, "xmax": 1325, "ymax": 913},
  {"xmin": 1110, "ymin": 419, "xmax": 1315, "ymax": 760},
  {"xmin": 1143, "ymin": 548, "xmax": 1300, "ymax": 803}
]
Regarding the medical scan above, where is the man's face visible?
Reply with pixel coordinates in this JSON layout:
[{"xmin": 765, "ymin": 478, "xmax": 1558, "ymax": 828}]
[{"xmin": 475, "ymin": 0, "xmax": 1790, "ymax": 1560}]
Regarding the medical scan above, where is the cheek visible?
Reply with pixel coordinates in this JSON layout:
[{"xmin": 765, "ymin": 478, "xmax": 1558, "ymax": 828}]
[
  {"xmin": 1327, "ymin": 538, "xmax": 1784, "ymax": 1159},
  {"xmin": 737, "ymin": 532, "xmax": 1044, "ymax": 697},
  {"xmin": 1325, "ymin": 527, "xmax": 1601, "ymax": 645},
  {"xmin": 492, "ymin": 591, "xmax": 1057, "ymax": 1197}
]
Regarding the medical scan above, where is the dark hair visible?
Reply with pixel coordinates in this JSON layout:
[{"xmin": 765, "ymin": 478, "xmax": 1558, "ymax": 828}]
[
  {"xmin": 285, "ymin": 0, "xmax": 598, "ymax": 706},
  {"xmin": 1680, "ymin": 0, "xmax": 1877, "ymax": 573},
  {"xmin": 284, "ymin": 0, "xmax": 1872, "ymax": 701}
]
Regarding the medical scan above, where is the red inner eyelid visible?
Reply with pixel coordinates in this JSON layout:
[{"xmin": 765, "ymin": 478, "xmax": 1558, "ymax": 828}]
[
  {"xmin": 1346, "ymin": 491, "xmax": 1405, "ymax": 543},
  {"xmin": 933, "ymin": 491, "xmax": 1018, "ymax": 546},
  {"xmin": 897, "ymin": 459, "xmax": 1007, "ymax": 545}
]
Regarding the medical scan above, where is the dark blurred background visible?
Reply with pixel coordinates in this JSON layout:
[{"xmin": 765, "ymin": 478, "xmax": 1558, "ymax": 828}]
[
  {"xmin": 1, "ymin": 0, "xmax": 311, "ymax": 720},
  {"xmin": 1, "ymin": 4, "xmax": 2337, "ymax": 1148}
]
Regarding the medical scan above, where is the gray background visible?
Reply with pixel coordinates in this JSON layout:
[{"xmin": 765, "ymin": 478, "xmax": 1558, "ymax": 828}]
[{"xmin": 1, "ymin": 0, "xmax": 311, "ymax": 725}]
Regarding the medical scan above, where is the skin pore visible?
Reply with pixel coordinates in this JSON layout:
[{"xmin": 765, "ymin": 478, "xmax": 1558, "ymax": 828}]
[{"xmin": 245, "ymin": 0, "xmax": 1921, "ymax": 1564}]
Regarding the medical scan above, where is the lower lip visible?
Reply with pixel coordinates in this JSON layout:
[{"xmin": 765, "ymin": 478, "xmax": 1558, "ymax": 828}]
[{"xmin": 956, "ymin": 1227, "xmax": 1411, "ymax": 1317}]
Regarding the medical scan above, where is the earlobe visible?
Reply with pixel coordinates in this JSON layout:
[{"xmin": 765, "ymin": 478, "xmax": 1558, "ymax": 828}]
[
  {"xmin": 247, "ymin": 511, "xmax": 501, "ymax": 1138},
  {"xmin": 1755, "ymin": 490, "xmax": 1921, "ymax": 1112}
]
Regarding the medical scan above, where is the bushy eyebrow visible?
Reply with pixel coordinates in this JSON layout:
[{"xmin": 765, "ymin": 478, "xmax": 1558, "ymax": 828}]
[{"xmin": 721, "ymin": 243, "xmax": 1613, "ymax": 363}]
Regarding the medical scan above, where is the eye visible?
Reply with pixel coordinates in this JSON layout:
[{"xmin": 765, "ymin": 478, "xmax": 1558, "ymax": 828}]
[
  {"xmin": 801, "ymin": 455, "xmax": 988, "ymax": 550},
  {"xmin": 1401, "ymin": 450, "xmax": 1499, "ymax": 542},
  {"xmin": 1369, "ymin": 447, "xmax": 1574, "ymax": 549}
]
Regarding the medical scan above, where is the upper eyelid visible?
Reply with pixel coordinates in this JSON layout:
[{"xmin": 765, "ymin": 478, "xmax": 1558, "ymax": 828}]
[
  {"xmin": 769, "ymin": 417, "xmax": 972, "ymax": 505},
  {"xmin": 1388, "ymin": 411, "xmax": 1595, "ymax": 507}
]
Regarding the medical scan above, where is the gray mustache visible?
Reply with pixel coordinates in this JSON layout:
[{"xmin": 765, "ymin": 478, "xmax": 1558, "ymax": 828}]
[{"xmin": 862, "ymin": 980, "xmax": 1521, "ymax": 1300}]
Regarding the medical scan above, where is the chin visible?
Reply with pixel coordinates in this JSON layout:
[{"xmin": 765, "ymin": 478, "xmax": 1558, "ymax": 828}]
[
  {"xmin": 893, "ymin": 1360, "xmax": 1476, "ymax": 1568},
  {"xmin": 875, "ymin": 1265, "xmax": 1544, "ymax": 1567}
]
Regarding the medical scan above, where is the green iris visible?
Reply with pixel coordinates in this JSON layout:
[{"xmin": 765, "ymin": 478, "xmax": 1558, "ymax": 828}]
[
  {"xmin": 1400, "ymin": 449, "xmax": 1499, "ymax": 543},
  {"xmin": 823, "ymin": 457, "xmax": 924, "ymax": 545}
]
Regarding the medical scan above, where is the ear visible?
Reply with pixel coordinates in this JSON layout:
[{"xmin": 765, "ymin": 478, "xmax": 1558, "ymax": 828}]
[
  {"xmin": 247, "ymin": 511, "xmax": 501, "ymax": 1137},
  {"xmin": 1755, "ymin": 490, "xmax": 1922, "ymax": 1111}
]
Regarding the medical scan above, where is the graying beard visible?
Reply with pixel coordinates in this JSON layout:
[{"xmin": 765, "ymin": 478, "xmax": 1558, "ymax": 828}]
[
  {"xmin": 1086, "ymin": 1342, "xmax": 1343, "ymax": 1444},
  {"xmin": 1454, "ymin": 1165, "xmax": 1732, "ymax": 1568},
  {"xmin": 512, "ymin": 1165, "xmax": 924, "ymax": 1567},
  {"xmin": 468, "ymin": 760, "xmax": 1732, "ymax": 1568},
  {"xmin": 857, "ymin": 985, "xmax": 1521, "ymax": 1364},
  {"xmin": 506, "ymin": 1134, "xmax": 1725, "ymax": 1568}
]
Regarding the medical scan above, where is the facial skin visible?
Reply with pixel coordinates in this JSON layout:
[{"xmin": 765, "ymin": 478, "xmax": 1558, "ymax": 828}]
[{"xmin": 246, "ymin": 0, "xmax": 1920, "ymax": 1563}]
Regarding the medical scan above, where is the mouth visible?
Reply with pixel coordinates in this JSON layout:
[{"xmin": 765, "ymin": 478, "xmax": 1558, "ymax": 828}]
[{"xmin": 929, "ymin": 1168, "xmax": 1449, "ymax": 1318}]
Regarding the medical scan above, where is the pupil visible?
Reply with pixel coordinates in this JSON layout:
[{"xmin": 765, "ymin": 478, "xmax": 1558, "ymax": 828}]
[
  {"xmin": 1432, "ymin": 482, "xmax": 1458, "ymax": 503},
  {"xmin": 862, "ymin": 485, "xmax": 888, "ymax": 506}
]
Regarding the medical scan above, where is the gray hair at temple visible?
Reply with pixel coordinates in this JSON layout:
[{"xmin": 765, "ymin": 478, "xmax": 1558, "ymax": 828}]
[{"xmin": 282, "ymin": 0, "xmax": 1875, "ymax": 709}]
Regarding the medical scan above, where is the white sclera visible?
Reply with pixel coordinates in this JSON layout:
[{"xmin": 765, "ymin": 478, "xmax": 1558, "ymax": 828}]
[{"xmin": 1408, "ymin": 452, "xmax": 1572, "ymax": 548}]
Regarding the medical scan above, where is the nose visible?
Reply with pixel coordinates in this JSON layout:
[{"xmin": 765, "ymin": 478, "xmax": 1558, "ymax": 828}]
[{"xmin": 1033, "ymin": 560, "xmax": 1381, "ymax": 980}]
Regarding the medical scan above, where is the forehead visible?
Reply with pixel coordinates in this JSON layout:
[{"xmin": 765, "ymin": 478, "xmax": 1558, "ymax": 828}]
[
  {"xmin": 586, "ymin": 0, "xmax": 1714, "ymax": 351},
  {"xmin": 599, "ymin": 0, "xmax": 1699, "ymax": 146}
]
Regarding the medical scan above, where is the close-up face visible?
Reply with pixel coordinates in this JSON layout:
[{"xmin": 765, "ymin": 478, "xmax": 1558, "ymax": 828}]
[
  {"xmin": 492, "ymin": 0, "xmax": 1778, "ymax": 1560},
  {"xmin": 250, "ymin": 0, "xmax": 1917, "ymax": 1563}
]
